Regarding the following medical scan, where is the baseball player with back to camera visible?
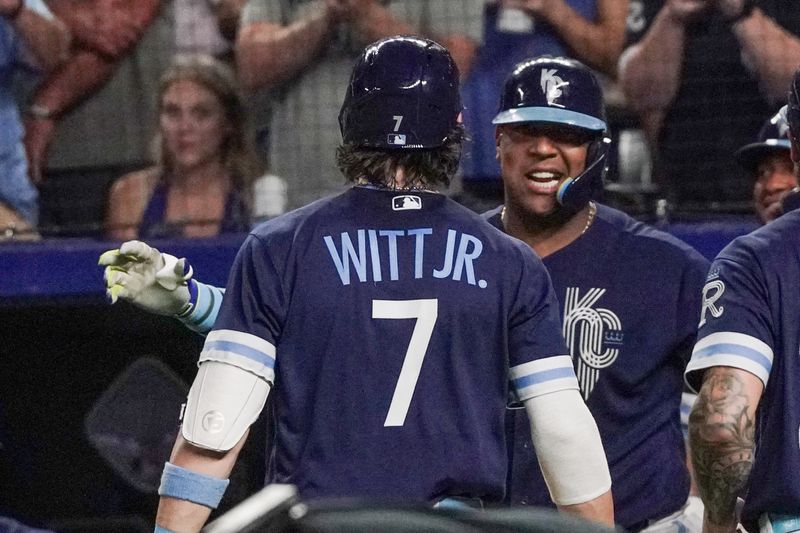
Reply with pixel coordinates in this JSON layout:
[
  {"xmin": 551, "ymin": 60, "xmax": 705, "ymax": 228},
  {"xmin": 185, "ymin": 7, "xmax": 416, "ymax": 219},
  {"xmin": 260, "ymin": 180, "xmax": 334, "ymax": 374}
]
[
  {"xmin": 685, "ymin": 70, "xmax": 800, "ymax": 533},
  {"xmin": 101, "ymin": 37, "xmax": 614, "ymax": 532},
  {"xmin": 481, "ymin": 56, "xmax": 710, "ymax": 532}
]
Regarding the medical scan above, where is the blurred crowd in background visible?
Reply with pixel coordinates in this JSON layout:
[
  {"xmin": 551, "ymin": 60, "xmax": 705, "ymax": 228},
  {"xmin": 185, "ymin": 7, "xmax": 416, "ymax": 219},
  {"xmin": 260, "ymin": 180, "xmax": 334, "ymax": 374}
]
[{"xmin": 0, "ymin": 0, "xmax": 797, "ymax": 243}]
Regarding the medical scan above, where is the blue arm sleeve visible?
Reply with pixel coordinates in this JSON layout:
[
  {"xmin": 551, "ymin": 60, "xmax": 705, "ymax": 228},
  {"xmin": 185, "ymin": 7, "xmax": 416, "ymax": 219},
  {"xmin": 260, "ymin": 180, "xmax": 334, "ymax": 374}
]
[{"xmin": 177, "ymin": 280, "xmax": 226, "ymax": 335}]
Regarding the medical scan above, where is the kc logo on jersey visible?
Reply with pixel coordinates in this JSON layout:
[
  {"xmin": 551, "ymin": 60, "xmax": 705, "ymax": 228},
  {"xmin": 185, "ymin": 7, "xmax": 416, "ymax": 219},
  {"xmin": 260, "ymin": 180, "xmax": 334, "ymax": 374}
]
[
  {"xmin": 562, "ymin": 287, "xmax": 623, "ymax": 400},
  {"xmin": 541, "ymin": 68, "xmax": 569, "ymax": 108},
  {"xmin": 392, "ymin": 195, "xmax": 422, "ymax": 211}
]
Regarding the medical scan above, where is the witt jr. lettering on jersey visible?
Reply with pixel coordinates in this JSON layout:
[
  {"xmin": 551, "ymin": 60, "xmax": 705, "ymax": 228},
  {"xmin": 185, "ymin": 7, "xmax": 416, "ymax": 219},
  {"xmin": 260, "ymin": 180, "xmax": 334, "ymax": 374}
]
[
  {"xmin": 324, "ymin": 228, "xmax": 488, "ymax": 288},
  {"xmin": 562, "ymin": 287, "xmax": 623, "ymax": 400}
]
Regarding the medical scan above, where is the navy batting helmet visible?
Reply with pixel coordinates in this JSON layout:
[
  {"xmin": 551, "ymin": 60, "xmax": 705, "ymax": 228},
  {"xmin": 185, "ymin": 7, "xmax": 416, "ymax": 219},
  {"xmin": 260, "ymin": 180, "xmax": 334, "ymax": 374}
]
[
  {"xmin": 339, "ymin": 36, "xmax": 461, "ymax": 150},
  {"xmin": 493, "ymin": 56, "xmax": 610, "ymax": 211},
  {"xmin": 735, "ymin": 108, "xmax": 792, "ymax": 173},
  {"xmin": 788, "ymin": 68, "xmax": 800, "ymax": 147}
]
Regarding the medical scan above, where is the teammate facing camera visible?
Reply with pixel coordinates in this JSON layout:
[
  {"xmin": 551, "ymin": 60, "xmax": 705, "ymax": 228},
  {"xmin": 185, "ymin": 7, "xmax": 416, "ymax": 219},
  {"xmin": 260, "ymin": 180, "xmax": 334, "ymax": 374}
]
[
  {"xmin": 485, "ymin": 57, "xmax": 710, "ymax": 532},
  {"xmin": 491, "ymin": 57, "xmax": 611, "ymax": 239},
  {"xmin": 685, "ymin": 71, "xmax": 800, "ymax": 533},
  {"xmin": 148, "ymin": 38, "xmax": 613, "ymax": 533},
  {"xmin": 734, "ymin": 108, "xmax": 799, "ymax": 224}
]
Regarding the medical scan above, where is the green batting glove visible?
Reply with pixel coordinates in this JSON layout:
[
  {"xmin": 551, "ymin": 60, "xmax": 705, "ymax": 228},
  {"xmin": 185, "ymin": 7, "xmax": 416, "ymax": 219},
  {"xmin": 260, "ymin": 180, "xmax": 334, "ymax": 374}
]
[{"xmin": 99, "ymin": 240, "xmax": 193, "ymax": 316}]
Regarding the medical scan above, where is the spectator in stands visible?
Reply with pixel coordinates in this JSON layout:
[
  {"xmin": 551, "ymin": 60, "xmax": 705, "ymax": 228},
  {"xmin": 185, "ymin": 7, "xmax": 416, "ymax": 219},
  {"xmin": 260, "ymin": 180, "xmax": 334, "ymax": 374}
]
[
  {"xmin": 619, "ymin": 0, "xmax": 800, "ymax": 215},
  {"xmin": 105, "ymin": 54, "xmax": 258, "ymax": 240},
  {"xmin": 0, "ymin": 0, "xmax": 68, "ymax": 232},
  {"xmin": 735, "ymin": 108, "xmax": 798, "ymax": 225},
  {"xmin": 458, "ymin": 0, "xmax": 628, "ymax": 212},
  {"xmin": 235, "ymin": 0, "xmax": 484, "ymax": 210},
  {"xmin": 21, "ymin": 0, "xmax": 165, "ymax": 236},
  {"xmin": 175, "ymin": 0, "xmax": 243, "ymax": 62},
  {"xmin": 23, "ymin": 0, "xmax": 163, "ymax": 184},
  {"xmin": 24, "ymin": 0, "xmax": 245, "ymax": 237}
]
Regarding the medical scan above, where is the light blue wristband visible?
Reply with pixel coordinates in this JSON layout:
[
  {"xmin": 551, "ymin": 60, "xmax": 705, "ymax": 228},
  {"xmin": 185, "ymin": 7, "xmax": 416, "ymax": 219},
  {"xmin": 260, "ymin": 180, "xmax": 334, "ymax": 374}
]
[
  {"xmin": 178, "ymin": 280, "xmax": 225, "ymax": 334},
  {"xmin": 154, "ymin": 526, "xmax": 179, "ymax": 533},
  {"xmin": 158, "ymin": 461, "xmax": 230, "ymax": 509}
]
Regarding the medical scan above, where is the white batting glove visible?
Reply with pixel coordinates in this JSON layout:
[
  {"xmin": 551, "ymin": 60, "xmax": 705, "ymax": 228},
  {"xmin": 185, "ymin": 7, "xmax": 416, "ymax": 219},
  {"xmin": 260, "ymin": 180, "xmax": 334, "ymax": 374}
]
[{"xmin": 99, "ymin": 240, "xmax": 193, "ymax": 316}]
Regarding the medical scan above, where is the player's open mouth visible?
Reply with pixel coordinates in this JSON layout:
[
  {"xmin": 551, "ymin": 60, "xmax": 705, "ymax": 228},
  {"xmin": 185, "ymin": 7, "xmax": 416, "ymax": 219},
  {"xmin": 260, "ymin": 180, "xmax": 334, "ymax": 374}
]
[{"xmin": 525, "ymin": 171, "xmax": 562, "ymax": 193}]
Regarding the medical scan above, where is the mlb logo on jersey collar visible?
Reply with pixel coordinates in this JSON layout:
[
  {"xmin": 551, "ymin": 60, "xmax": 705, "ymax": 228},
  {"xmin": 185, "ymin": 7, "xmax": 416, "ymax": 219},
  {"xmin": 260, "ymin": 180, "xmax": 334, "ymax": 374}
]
[
  {"xmin": 387, "ymin": 133, "xmax": 407, "ymax": 145},
  {"xmin": 393, "ymin": 195, "xmax": 422, "ymax": 211}
]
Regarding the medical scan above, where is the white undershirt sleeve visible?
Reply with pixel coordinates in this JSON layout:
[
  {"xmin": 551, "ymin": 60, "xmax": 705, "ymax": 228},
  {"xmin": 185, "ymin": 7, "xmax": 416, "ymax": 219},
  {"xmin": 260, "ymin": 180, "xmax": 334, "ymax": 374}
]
[{"xmin": 523, "ymin": 389, "xmax": 611, "ymax": 506}]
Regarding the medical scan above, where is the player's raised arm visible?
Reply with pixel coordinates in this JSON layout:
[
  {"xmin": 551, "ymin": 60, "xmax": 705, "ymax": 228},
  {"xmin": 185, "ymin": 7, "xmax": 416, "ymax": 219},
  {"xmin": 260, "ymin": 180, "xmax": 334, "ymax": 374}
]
[
  {"xmin": 99, "ymin": 240, "xmax": 226, "ymax": 334},
  {"xmin": 156, "ymin": 230, "xmax": 276, "ymax": 531}
]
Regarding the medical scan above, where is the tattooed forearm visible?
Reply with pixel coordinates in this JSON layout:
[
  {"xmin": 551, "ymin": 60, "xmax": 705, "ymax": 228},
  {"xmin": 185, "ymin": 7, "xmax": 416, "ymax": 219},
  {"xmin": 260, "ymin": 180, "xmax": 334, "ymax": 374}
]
[{"xmin": 689, "ymin": 369, "xmax": 756, "ymax": 528}]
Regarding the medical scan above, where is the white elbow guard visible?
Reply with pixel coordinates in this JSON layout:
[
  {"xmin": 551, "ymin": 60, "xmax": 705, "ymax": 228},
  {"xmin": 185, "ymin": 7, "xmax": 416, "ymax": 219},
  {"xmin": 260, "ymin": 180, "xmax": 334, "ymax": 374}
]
[
  {"xmin": 524, "ymin": 389, "xmax": 611, "ymax": 506},
  {"xmin": 181, "ymin": 361, "xmax": 271, "ymax": 451}
]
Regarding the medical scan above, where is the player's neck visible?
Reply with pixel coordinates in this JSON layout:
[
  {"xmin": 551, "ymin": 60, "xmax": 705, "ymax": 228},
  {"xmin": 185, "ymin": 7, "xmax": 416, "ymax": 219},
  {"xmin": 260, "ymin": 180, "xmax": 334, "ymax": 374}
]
[
  {"xmin": 357, "ymin": 167, "xmax": 439, "ymax": 193},
  {"xmin": 501, "ymin": 202, "xmax": 594, "ymax": 258},
  {"xmin": 389, "ymin": 166, "xmax": 433, "ymax": 191}
]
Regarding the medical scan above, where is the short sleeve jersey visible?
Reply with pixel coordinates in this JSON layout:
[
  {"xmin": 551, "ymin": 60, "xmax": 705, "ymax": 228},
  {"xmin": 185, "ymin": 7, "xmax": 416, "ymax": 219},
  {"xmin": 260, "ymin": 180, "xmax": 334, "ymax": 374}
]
[
  {"xmin": 685, "ymin": 210, "xmax": 800, "ymax": 527},
  {"xmin": 486, "ymin": 204, "xmax": 710, "ymax": 528},
  {"xmin": 201, "ymin": 187, "xmax": 574, "ymax": 502},
  {"xmin": 241, "ymin": 0, "xmax": 484, "ymax": 209}
]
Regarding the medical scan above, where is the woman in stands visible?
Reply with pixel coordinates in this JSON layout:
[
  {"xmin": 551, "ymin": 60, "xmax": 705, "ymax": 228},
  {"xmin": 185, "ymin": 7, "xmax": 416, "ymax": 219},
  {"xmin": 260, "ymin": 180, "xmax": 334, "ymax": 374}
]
[{"xmin": 105, "ymin": 54, "xmax": 258, "ymax": 239}]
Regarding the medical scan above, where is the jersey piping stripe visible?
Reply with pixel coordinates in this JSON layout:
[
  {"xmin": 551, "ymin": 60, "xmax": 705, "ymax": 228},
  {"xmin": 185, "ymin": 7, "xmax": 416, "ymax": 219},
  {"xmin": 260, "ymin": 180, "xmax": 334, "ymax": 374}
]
[
  {"xmin": 685, "ymin": 353, "xmax": 771, "ymax": 389},
  {"xmin": 206, "ymin": 329, "xmax": 277, "ymax": 356},
  {"xmin": 513, "ymin": 367, "xmax": 576, "ymax": 389},
  {"xmin": 510, "ymin": 355, "xmax": 574, "ymax": 378},
  {"xmin": 203, "ymin": 340, "xmax": 275, "ymax": 369},
  {"xmin": 510, "ymin": 355, "xmax": 579, "ymax": 400},
  {"xmin": 691, "ymin": 343, "xmax": 772, "ymax": 373},
  {"xmin": 201, "ymin": 329, "xmax": 277, "ymax": 382},
  {"xmin": 686, "ymin": 332, "xmax": 773, "ymax": 388},
  {"xmin": 692, "ymin": 331, "xmax": 773, "ymax": 363}
]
